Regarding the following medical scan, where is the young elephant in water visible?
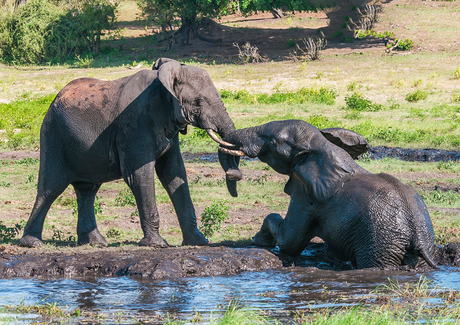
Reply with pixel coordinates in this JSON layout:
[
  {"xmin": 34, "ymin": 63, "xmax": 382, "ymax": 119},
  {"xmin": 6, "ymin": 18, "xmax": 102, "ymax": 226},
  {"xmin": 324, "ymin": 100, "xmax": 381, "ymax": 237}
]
[{"xmin": 220, "ymin": 120, "xmax": 437, "ymax": 269}]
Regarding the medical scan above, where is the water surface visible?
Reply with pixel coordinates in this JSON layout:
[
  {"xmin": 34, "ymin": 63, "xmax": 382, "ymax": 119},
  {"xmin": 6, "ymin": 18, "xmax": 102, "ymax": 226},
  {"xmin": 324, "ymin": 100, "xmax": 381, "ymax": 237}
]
[{"xmin": 1, "ymin": 266, "xmax": 459, "ymax": 323}]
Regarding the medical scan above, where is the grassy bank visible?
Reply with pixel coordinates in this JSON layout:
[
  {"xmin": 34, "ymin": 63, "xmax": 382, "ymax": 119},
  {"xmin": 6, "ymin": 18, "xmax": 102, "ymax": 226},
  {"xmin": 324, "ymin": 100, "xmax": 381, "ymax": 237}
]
[{"xmin": 1, "ymin": 156, "xmax": 459, "ymax": 247}]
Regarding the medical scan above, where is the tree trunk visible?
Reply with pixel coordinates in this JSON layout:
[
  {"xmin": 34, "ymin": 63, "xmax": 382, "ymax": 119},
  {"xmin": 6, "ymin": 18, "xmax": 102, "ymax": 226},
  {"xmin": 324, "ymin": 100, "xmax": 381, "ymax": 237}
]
[{"xmin": 180, "ymin": 17, "xmax": 193, "ymax": 46}]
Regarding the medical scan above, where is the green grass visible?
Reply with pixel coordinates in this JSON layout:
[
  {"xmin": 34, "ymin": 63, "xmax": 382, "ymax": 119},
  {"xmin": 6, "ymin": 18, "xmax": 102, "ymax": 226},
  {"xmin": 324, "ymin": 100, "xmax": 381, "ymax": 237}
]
[
  {"xmin": 1, "ymin": 157, "xmax": 459, "ymax": 246},
  {"xmin": 0, "ymin": 95, "xmax": 54, "ymax": 149}
]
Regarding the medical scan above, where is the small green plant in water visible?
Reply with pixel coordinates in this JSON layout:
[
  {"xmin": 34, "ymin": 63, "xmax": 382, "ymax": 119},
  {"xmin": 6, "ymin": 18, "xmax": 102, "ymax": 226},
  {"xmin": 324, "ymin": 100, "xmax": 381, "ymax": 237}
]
[{"xmin": 199, "ymin": 200, "xmax": 229, "ymax": 238}]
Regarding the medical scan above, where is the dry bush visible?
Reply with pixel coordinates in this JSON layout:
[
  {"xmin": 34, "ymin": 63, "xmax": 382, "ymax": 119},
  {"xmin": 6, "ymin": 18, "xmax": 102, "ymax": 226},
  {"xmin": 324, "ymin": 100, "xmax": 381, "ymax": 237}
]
[
  {"xmin": 289, "ymin": 36, "xmax": 327, "ymax": 62},
  {"xmin": 348, "ymin": 4, "xmax": 381, "ymax": 37},
  {"xmin": 233, "ymin": 42, "xmax": 265, "ymax": 64}
]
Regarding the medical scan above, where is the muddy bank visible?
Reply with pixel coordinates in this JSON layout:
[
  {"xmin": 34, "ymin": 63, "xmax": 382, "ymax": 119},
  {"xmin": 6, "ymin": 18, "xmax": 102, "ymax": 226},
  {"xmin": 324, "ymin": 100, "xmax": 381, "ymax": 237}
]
[
  {"xmin": 2, "ymin": 146, "xmax": 460, "ymax": 163},
  {"xmin": 0, "ymin": 245, "xmax": 282, "ymax": 279},
  {"xmin": 368, "ymin": 146, "xmax": 460, "ymax": 162},
  {"xmin": 1, "ymin": 242, "xmax": 460, "ymax": 280},
  {"xmin": 187, "ymin": 146, "xmax": 460, "ymax": 163}
]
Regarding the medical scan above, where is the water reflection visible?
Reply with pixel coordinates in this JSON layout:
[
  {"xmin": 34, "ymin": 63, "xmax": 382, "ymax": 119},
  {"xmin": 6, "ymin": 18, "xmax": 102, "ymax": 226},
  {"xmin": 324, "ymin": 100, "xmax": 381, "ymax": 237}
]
[{"xmin": 1, "ymin": 267, "xmax": 460, "ymax": 320}]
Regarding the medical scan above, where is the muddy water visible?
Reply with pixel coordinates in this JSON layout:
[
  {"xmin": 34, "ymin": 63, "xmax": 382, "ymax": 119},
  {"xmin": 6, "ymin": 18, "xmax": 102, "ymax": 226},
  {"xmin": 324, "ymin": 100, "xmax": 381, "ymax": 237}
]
[{"xmin": 1, "ymin": 266, "xmax": 460, "ymax": 323}]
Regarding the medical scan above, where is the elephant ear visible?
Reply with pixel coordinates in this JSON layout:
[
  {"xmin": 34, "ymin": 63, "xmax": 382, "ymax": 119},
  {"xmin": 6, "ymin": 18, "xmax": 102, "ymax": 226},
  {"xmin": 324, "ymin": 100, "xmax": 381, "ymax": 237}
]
[
  {"xmin": 152, "ymin": 58, "xmax": 184, "ymax": 70},
  {"xmin": 285, "ymin": 146, "xmax": 355, "ymax": 204},
  {"xmin": 320, "ymin": 128, "xmax": 371, "ymax": 160},
  {"xmin": 155, "ymin": 59, "xmax": 187, "ymax": 125}
]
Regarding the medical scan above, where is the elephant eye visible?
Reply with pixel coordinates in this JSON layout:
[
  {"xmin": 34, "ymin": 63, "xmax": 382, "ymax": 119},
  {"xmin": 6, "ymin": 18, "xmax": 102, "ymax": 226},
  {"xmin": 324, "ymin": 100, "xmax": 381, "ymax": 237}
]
[{"xmin": 195, "ymin": 98, "xmax": 203, "ymax": 106}]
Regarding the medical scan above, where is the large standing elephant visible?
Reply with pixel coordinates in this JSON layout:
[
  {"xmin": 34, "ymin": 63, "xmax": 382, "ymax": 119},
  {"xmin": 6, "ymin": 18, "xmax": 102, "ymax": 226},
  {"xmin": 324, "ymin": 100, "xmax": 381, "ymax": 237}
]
[
  {"xmin": 20, "ymin": 58, "xmax": 241, "ymax": 248},
  {"xmin": 220, "ymin": 120, "xmax": 437, "ymax": 269}
]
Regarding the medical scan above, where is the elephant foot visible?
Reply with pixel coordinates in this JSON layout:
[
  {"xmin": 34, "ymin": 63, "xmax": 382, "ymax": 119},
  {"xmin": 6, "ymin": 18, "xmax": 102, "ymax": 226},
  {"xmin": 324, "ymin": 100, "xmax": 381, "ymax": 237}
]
[
  {"xmin": 182, "ymin": 229, "xmax": 208, "ymax": 246},
  {"xmin": 252, "ymin": 229, "xmax": 276, "ymax": 248},
  {"xmin": 19, "ymin": 235, "xmax": 44, "ymax": 248},
  {"xmin": 139, "ymin": 233, "xmax": 169, "ymax": 248},
  {"xmin": 78, "ymin": 229, "xmax": 108, "ymax": 247}
]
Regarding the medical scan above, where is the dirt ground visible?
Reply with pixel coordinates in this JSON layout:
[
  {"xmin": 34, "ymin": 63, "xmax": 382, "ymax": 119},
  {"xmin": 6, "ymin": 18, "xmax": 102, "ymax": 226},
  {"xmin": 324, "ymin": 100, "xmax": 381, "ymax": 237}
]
[
  {"xmin": 145, "ymin": 0, "xmax": 456, "ymax": 63},
  {"xmin": 1, "ymin": 146, "xmax": 460, "ymax": 279}
]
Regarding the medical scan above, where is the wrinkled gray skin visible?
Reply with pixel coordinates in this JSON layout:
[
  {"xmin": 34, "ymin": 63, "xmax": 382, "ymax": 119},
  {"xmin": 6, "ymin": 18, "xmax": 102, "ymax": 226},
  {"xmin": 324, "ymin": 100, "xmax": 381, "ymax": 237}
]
[
  {"xmin": 222, "ymin": 120, "xmax": 437, "ymax": 269},
  {"xmin": 20, "ymin": 58, "xmax": 241, "ymax": 248}
]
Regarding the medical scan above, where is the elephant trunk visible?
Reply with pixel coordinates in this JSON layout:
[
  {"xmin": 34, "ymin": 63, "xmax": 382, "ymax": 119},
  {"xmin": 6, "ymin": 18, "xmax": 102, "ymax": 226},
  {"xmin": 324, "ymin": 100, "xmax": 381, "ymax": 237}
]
[
  {"xmin": 205, "ymin": 103, "xmax": 242, "ymax": 197},
  {"xmin": 218, "ymin": 127, "xmax": 265, "ymax": 159}
]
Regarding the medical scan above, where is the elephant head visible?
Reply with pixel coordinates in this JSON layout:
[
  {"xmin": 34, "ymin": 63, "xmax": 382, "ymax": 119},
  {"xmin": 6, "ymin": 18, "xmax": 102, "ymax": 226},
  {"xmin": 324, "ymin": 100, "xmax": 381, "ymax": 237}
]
[
  {"xmin": 153, "ymin": 58, "xmax": 242, "ymax": 196},
  {"xmin": 219, "ymin": 120, "xmax": 370, "ymax": 202}
]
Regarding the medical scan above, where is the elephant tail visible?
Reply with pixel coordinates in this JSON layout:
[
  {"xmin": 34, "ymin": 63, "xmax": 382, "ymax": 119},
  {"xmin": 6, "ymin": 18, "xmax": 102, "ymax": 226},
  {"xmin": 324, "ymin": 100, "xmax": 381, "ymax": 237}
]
[
  {"xmin": 411, "ymin": 192, "xmax": 438, "ymax": 269},
  {"xmin": 415, "ymin": 237, "xmax": 438, "ymax": 269}
]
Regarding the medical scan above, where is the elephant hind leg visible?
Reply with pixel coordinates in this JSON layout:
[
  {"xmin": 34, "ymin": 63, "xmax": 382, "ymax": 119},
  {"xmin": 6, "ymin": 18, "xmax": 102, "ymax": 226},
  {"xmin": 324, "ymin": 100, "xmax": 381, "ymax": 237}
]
[
  {"xmin": 20, "ymin": 171, "xmax": 69, "ymax": 247},
  {"xmin": 73, "ymin": 182, "xmax": 107, "ymax": 247}
]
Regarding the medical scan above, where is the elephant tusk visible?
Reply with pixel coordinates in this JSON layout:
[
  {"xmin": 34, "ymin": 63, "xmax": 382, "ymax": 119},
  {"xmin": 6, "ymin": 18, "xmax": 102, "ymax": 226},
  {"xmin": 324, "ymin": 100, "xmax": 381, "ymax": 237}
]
[
  {"xmin": 206, "ymin": 129, "xmax": 235, "ymax": 147},
  {"xmin": 219, "ymin": 146, "xmax": 246, "ymax": 157}
]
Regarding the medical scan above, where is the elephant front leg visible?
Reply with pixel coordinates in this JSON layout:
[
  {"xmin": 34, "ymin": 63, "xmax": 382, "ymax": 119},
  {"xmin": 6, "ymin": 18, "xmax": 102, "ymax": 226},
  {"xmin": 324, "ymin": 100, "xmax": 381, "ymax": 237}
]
[
  {"xmin": 124, "ymin": 161, "xmax": 169, "ymax": 248},
  {"xmin": 253, "ymin": 198, "xmax": 315, "ymax": 257},
  {"xmin": 155, "ymin": 138, "xmax": 208, "ymax": 246},
  {"xmin": 252, "ymin": 213, "xmax": 280, "ymax": 247}
]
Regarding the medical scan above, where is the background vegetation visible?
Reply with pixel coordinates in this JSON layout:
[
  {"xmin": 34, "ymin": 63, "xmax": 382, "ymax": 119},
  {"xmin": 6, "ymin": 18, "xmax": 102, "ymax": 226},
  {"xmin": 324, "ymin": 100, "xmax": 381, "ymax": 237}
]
[{"xmin": 0, "ymin": 0, "xmax": 119, "ymax": 64}]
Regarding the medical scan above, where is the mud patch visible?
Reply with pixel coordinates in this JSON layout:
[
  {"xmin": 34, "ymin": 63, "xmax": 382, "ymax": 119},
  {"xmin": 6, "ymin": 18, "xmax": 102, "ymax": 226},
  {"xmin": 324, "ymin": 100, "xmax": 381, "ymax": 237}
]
[
  {"xmin": 2, "ymin": 242, "xmax": 459, "ymax": 280},
  {"xmin": 0, "ymin": 245, "xmax": 282, "ymax": 279},
  {"xmin": 369, "ymin": 146, "xmax": 460, "ymax": 162}
]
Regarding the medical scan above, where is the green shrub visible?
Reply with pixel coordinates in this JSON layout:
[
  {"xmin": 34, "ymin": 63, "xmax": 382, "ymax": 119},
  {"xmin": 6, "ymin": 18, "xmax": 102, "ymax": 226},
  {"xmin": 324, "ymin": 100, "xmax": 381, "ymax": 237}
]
[
  {"xmin": 452, "ymin": 93, "xmax": 460, "ymax": 103},
  {"xmin": 1, "ymin": 0, "xmax": 65, "ymax": 63},
  {"xmin": 344, "ymin": 92, "xmax": 383, "ymax": 111},
  {"xmin": 106, "ymin": 227, "xmax": 125, "ymax": 239},
  {"xmin": 332, "ymin": 30, "xmax": 343, "ymax": 38},
  {"xmin": 220, "ymin": 87, "xmax": 337, "ymax": 105},
  {"xmin": 0, "ymin": 221, "xmax": 22, "ymax": 243},
  {"xmin": 454, "ymin": 67, "xmax": 460, "ymax": 80},
  {"xmin": 387, "ymin": 38, "xmax": 414, "ymax": 51},
  {"xmin": 0, "ymin": 0, "xmax": 119, "ymax": 64},
  {"xmin": 75, "ymin": 0, "xmax": 119, "ymax": 54},
  {"xmin": 199, "ymin": 200, "xmax": 228, "ymax": 238},
  {"xmin": 286, "ymin": 39, "xmax": 296, "ymax": 48},
  {"xmin": 355, "ymin": 29, "xmax": 395, "ymax": 39},
  {"xmin": 405, "ymin": 90, "xmax": 428, "ymax": 102},
  {"xmin": 115, "ymin": 188, "xmax": 136, "ymax": 206},
  {"xmin": 305, "ymin": 114, "xmax": 340, "ymax": 129}
]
